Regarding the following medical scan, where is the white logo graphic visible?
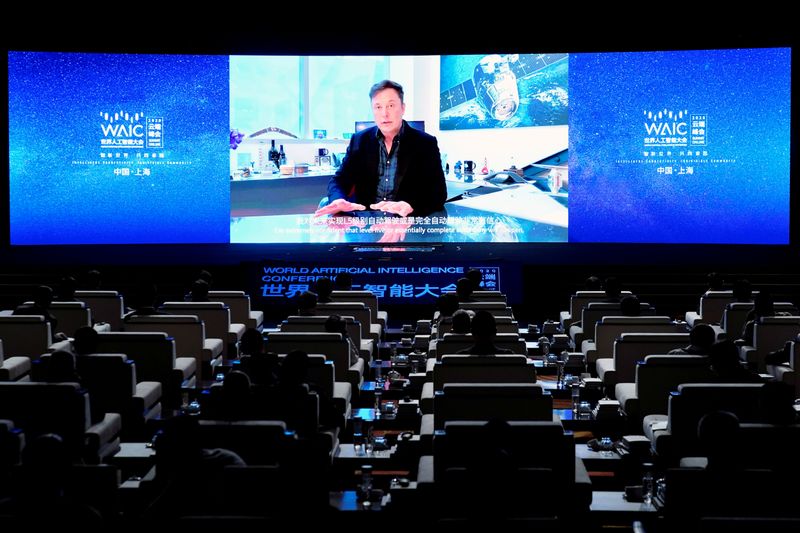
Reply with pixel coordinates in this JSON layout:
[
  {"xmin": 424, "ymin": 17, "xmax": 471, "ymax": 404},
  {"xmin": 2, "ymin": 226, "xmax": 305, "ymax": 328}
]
[
  {"xmin": 643, "ymin": 109, "xmax": 706, "ymax": 148},
  {"xmin": 100, "ymin": 110, "xmax": 163, "ymax": 149}
]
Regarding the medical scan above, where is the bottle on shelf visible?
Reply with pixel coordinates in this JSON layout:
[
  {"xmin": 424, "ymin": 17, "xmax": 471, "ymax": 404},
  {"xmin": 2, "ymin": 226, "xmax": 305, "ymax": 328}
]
[
  {"xmin": 642, "ymin": 462, "xmax": 654, "ymax": 504},
  {"xmin": 279, "ymin": 144, "xmax": 286, "ymax": 165},
  {"xmin": 268, "ymin": 140, "xmax": 280, "ymax": 172},
  {"xmin": 359, "ymin": 464, "xmax": 373, "ymax": 501},
  {"xmin": 571, "ymin": 382, "xmax": 580, "ymax": 413}
]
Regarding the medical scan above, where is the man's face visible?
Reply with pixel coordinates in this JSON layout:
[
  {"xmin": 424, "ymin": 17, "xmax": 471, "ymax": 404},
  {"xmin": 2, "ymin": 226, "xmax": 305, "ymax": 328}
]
[{"xmin": 371, "ymin": 88, "xmax": 405, "ymax": 138}]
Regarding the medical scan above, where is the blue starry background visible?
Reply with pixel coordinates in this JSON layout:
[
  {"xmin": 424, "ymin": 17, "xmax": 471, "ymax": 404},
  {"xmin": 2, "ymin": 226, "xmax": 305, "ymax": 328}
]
[
  {"xmin": 8, "ymin": 51, "xmax": 230, "ymax": 244},
  {"xmin": 568, "ymin": 48, "xmax": 790, "ymax": 244}
]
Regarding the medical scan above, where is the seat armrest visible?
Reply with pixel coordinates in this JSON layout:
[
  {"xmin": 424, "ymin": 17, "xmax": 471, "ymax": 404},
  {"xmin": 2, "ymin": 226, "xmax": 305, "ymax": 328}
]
[
  {"xmin": 133, "ymin": 381, "xmax": 163, "ymax": 411},
  {"xmin": 0, "ymin": 356, "xmax": 32, "ymax": 381},
  {"xmin": 174, "ymin": 357, "xmax": 197, "ymax": 381}
]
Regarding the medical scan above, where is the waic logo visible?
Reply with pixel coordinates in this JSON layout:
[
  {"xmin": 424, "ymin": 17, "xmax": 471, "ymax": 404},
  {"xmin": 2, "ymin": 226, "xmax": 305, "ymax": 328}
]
[
  {"xmin": 100, "ymin": 110, "xmax": 163, "ymax": 149},
  {"xmin": 643, "ymin": 108, "xmax": 706, "ymax": 148}
]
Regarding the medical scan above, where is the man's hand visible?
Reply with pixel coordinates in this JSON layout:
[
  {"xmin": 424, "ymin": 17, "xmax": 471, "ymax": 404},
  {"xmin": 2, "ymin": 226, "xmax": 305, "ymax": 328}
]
[
  {"xmin": 372, "ymin": 218, "xmax": 413, "ymax": 243},
  {"xmin": 314, "ymin": 198, "xmax": 367, "ymax": 217},
  {"xmin": 370, "ymin": 200, "xmax": 414, "ymax": 217}
]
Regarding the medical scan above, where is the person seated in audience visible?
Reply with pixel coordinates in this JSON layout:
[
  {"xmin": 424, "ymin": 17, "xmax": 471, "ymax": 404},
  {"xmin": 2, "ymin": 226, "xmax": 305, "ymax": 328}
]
[
  {"xmin": 123, "ymin": 282, "xmax": 167, "ymax": 321},
  {"xmin": 238, "ymin": 327, "xmax": 279, "ymax": 385},
  {"xmin": 215, "ymin": 370, "xmax": 254, "ymax": 420},
  {"xmin": 731, "ymin": 278, "xmax": 753, "ymax": 303},
  {"xmin": 315, "ymin": 276, "xmax": 334, "ymax": 303},
  {"xmin": 0, "ymin": 433, "xmax": 103, "ymax": 525},
  {"xmin": 738, "ymin": 290, "xmax": 780, "ymax": 347},
  {"xmin": 324, "ymin": 314, "xmax": 360, "ymax": 366},
  {"xmin": 42, "ymin": 350, "xmax": 82, "ymax": 383},
  {"xmin": 146, "ymin": 415, "xmax": 245, "ymax": 519},
  {"xmin": 709, "ymin": 340, "xmax": 762, "ymax": 383},
  {"xmin": 705, "ymin": 271, "xmax": 724, "ymax": 292},
  {"xmin": 333, "ymin": 272, "xmax": 353, "ymax": 290},
  {"xmin": 296, "ymin": 290, "xmax": 318, "ymax": 316},
  {"xmin": 55, "ymin": 275, "xmax": 78, "ymax": 302},
  {"xmin": 13, "ymin": 285, "xmax": 58, "ymax": 331},
  {"xmin": 185, "ymin": 279, "xmax": 210, "ymax": 302},
  {"xmin": 603, "ymin": 277, "xmax": 622, "ymax": 302},
  {"xmin": 619, "ymin": 294, "xmax": 641, "ymax": 316},
  {"xmin": 584, "ymin": 275, "xmax": 603, "ymax": 290},
  {"xmin": 455, "ymin": 277, "xmax": 475, "ymax": 303},
  {"xmin": 669, "ymin": 323, "xmax": 716, "ymax": 355},
  {"xmin": 451, "ymin": 309, "xmax": 472, "ymax": 334},
  {"xmin": 197, "ymin": 269, "xmax": 214, "ymax": 289},
  {"xmin": 277, "ymin": 350, "xmax": 338, "ymax": 429},
  {"xmin": 457, "ymin": 310, "xmax": 514, "ymax": 355},
  {"xmin": 79, "ymin": 269, "xmax": 103, "ymax": 290},
  {"xmin": 71, "ymin": 325, "xmax": 99, "ymax": 356},
  {"xmin": 466, "ymin": 268, "xmax": 484, "ymax": 291},
  {"xmin": 435, "ymin": 292, "xmax": 460, "ymax": 339}
]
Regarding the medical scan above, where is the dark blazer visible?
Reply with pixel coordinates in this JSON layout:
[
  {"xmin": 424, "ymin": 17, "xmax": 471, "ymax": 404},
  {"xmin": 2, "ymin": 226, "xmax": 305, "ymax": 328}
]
[{"xmin": 327, "ymin": 121, "xmax": 447, "ymax": 216}]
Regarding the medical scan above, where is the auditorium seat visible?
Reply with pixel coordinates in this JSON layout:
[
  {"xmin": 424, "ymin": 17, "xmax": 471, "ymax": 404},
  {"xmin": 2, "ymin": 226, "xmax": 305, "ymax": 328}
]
[
  {"xmin": 420, "ymin": 354, "xmax": 537, "ymax": 414},
  {"xmin": 265, "ymin": 331, "xmax": 364, "ymax": 391},
  {"xmin": 0, "ymin": 382, "xmax": 122, "ymax": 463},
  {"xmin": 560, "ymin": 290, "xmax": 632, "ymax": 331},
  {"xmin": 124, "ymin": 314, "xmax": 224, "ymax": 380},
  {"xmin": 596, "ymin": 332, "xmax": 690, "ymax": 394},
  {"xmin": 330, "ymin": 289, "xmax": 387, "ymax": 329},
  {"xmin": 615, "ymin": 355, "xmax": 713, "ymax": 428},
  {"xmin": 417, "ymin": 420, "xmax": 591, "ymax": 520},
  {"xmin": 160, "ymin": 302, "xmax": 246, "ymax": 358},
  {"xmin": 75, "ymin": 290, "xmax": 125, "ymax": 330},
  {"xmin": 281, "ymin": 314, "xmax": 374, "ymax": 362},
  {"xmin": 582, "ymin": 316, "xmax": 680, "ymax": 366},
  {"xmin": 95, "ymin": 331, "xmax": 195, "ymax": 409},
  {"xmin": 0, "ymin": 315, "xmax": 53, "ymax": 359},
  {"xmin": 738, "ymin": 316, "xmax": 800, "ymax": 372},
  {"xmin": 429, "ymin": 332, "xmax": 526, "ymax": 359},
  {"xmin": 0, "ymin": 339, "xmax": 31, "ymax": 382},
  {"xmin": 208, "ymin": 290, "xmax": 264, "ymax": 330}
]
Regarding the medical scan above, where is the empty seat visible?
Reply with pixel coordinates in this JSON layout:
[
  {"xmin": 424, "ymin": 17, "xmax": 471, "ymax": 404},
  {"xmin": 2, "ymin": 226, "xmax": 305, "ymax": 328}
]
[
  {"xmin": 0, "ymin": 315, "xmax": 52, "ymax": 359},
  {"xmin": 208, "ymin": 290, "xmax": 263, "ymax": 330},
  {"xmin": 124, "ymin": 315, "xmax": 224, "ymax": 380},
  {"xmin": 0, "ymin": 339, "xmax": 31, "ymax": 382},
  {"xmin": 161, "ymin": 302, "xmax": 246, "ymax": 357},
  {"xmin": 75, "ymin": 290, "xmax": 124, "ymax": 330}
]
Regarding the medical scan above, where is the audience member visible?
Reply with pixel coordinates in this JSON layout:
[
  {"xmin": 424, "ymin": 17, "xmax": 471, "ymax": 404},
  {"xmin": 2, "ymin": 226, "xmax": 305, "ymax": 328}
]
[
  {"xmin": 123, "ymin": 283, "xmax": 166, "ymax": 321},
  {"xmin": 42, "ymin": 350, "xmax": 82, "ymax": 383},
  {"xmin": 603, "ymin": 277, "xmax": 622, "ymax": 302},
  {"xmin": 315, "ymin": 277, "xmax": 334, "ymax": 303},
  {"xmin": 324, "ymin": 314, "xmax": 360, "ymax": 365},
  {"xmin": 466, "ymin": 268, "xmax": 484, "ymax": 291},
  {"xmin": 146, "ymin": 415, "xmax": 245, "ymax": 519},
  {"xmin": 13, "ymin": 285, "xmax": 58, "ymax": 331},
  {"xmin": 186, "ymin": 279, "xmax": 210, "ymax": 302},
  {"xmin": 435, "ymin": 292, "xmax": 460, "ymax": 340},
  {"xmin": 669, "ymin": 324, "xmax": 716, "ymax": 355},
  {"xmin": 55, "ymin": 276, "xmax": 78, "ymax": 302},
  {"xmin": 709, "ymin": 340, "xmax": 761, "ymax": 383},
  {"xmin": 451, "ymin": 309, "xmax": 472, "ymax": 334},
  {"xmin": 739, "ymin": 290, "xmax": 776, "ymax": 347},
  {"xmin": 296, "ymin": 290, "xmax": 318, "ymax": 316},
  {"xmin": 455, "ymin": 277, "xmax": 475, "ymax": 302},
  {"xmin": 619, "ymin": 294, "xmax": 641, "ymax": 316},
  {"xmin": 333, "ymin": 272, "xmax": 353, "ymax": 290},
  {"xmin": 457, "ymin": 310, "xmax": 514, "ymax": 355},
  {"xmin": 584, "ymin": 275, "xmax": 603, "ymax": 290}
]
